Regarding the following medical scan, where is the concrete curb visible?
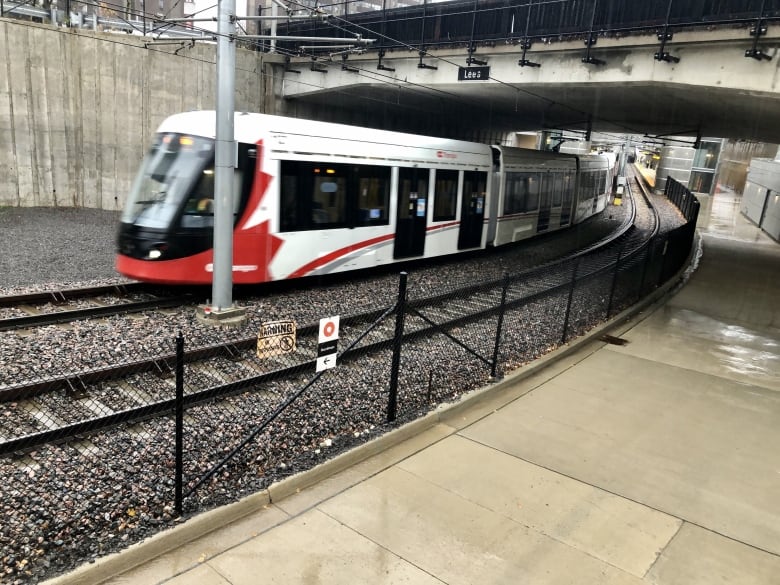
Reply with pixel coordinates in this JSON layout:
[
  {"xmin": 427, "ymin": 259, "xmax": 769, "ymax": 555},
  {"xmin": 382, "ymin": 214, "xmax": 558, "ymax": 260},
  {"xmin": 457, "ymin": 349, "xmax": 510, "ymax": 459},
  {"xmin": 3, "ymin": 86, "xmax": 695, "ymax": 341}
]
[{"xmin": 42, "ymin": 239, "xmax": 699, "ymax": 585}]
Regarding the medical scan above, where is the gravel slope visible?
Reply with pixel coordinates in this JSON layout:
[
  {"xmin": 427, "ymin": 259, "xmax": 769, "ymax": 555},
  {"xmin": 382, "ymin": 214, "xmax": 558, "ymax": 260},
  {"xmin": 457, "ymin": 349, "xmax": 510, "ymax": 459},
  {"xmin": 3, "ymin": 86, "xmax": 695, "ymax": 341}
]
[{"xmin": 0, "ymin": 207, "xmax": 124, "ymax": 291}]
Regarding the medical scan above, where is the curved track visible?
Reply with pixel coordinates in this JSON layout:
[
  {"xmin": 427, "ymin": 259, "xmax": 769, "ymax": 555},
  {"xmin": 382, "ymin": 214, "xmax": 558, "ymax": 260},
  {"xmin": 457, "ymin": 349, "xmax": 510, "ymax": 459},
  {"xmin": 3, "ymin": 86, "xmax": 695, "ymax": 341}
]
[{"xmin": 0, "ymin": 185, "xmax": 660, "ymax": 455}]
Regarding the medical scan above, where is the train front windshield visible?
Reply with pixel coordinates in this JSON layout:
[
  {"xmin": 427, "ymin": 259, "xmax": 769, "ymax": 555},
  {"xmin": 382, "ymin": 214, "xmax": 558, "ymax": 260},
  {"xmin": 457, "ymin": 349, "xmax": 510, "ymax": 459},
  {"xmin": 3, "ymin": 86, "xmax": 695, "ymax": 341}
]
[{"xmin": 122, "ymin": 133, "xmax": 215, "ymax": 229}]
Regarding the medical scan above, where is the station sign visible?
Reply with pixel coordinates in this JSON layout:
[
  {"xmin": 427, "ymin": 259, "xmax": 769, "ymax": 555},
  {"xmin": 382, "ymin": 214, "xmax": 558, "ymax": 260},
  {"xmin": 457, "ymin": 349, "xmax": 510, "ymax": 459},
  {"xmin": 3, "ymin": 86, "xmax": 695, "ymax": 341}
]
[
  {"xmin": 257, "ymin": 320, "xmax": 297, "ymax": 359},
  {"xmin": 316, "ymin": 316, "xmax": 340, "ymax": 372},
  {"xmin": 457, "ymin": 66, "xmax": 490, "ymax": 81}
]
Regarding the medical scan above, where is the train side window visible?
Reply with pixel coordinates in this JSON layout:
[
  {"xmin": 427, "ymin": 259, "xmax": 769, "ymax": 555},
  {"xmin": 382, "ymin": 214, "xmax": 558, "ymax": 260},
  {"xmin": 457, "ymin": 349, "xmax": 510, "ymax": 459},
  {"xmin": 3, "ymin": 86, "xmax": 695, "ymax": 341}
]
[
  {"xmin": 552, "ymin": 173, "xmax": 563, "ymax": 206},
  {"xmin": 280, "ymin": 160, "xmax": 389, "ymax": 231},
  {"xmin": 312, "ymin": 171, "xmax": 347, "ymax": 225},
  {"xmin": 433, "ymin": 169, "xmax": 458, "ymax": 221},
  {"xmin": 525, "ymin": 174, "xmax": 540, "ymax": 211},
  {"xmin": 503, "ymin": 172, "xmax": 523, "ymax": 214},
  {"xmin": 561, "ymin": 173, "xmax": 574, "ymax": 225},
  {"xmin": 355, "ymin": 165, "xmax": 390, "ymax": 227},
  {"xmin": 584, "ymin": 170, "xmax": 598, "ymax": 199},
  {"xmin": 504, "ymin": 172, "xmax": 538, "ymax": 214},
  {"xmin": 562, "ymin": 173, "xmax": 575, "ymax": 204},
  {"xmin": 279, "ymin": 161, "xmax": 347, "ymax": 231},
  {"xmin": 579, "ymin": 170, "xmax": 592, "ymax": 200}
]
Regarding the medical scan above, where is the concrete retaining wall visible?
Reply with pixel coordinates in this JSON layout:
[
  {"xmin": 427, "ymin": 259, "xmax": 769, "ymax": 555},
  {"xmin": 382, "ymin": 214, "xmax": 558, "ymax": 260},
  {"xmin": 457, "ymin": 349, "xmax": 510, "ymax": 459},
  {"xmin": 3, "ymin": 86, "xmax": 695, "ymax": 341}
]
[{"xmin": 0, "ymin": 18, "xmax": 266, "ymax": 209}]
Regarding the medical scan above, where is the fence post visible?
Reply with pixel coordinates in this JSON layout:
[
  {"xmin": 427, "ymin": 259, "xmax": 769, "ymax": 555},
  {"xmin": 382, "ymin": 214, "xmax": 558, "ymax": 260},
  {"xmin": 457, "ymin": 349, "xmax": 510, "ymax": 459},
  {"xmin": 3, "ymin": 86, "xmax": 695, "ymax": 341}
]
[
  {"xmin": 561, "ymin": 258, "xmax": 581, "ymax": 344},
  {"xmin": 606, "ymin": 246, "xmax": 624, "ymax": 318},
  {"xmin": 174, "ymin": 331, "xmax": 184, "ymax": 516},
  {"xmin": 387, "ymin": 272, "xmax": 408, "ymax": 423},
  {"xmin": 638, "ymin": 238, "xmax": 654, "ymax": 298},
  {"xmin": 490, "ymin": 273, "xmax": 509, "ymax": 379}
]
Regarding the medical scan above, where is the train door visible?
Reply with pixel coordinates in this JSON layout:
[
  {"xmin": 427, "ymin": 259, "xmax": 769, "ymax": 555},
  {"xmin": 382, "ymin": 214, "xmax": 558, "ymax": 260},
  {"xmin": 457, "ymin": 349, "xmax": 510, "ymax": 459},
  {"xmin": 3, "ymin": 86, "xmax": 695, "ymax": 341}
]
[
  {"xmin": 458, "ymin": 170, "xmax": 487, "ymax": 249},
  {"xmin": 394, "ymin": 167, "xmax": 428, "ymax": 259}
]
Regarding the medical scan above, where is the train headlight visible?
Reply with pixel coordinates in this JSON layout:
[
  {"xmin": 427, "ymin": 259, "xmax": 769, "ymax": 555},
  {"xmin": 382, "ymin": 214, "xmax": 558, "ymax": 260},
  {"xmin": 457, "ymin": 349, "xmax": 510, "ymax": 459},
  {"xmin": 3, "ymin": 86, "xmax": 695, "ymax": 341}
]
[{"xmin": 147, "ymin": 243, "xmax": 168, "ymax": 260}]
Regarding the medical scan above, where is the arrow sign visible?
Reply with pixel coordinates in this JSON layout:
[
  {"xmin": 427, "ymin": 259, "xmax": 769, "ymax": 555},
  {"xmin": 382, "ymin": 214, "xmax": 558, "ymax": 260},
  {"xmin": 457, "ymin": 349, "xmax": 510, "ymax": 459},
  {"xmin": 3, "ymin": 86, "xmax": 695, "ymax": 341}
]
[{"xmin": 316, "ymin": 354, "xmax": 336, "ymax": 372}]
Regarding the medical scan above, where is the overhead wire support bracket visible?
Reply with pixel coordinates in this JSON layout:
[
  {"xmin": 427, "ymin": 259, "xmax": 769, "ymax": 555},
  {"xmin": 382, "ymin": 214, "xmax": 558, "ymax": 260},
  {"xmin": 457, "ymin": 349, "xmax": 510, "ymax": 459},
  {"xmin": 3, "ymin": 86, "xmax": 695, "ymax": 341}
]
[
  {"xmin": 377, "ymin": 49, "xmax": 395, "ymax": 72},
  {"xmin": 341, "ymin": 53, "xmax": 359, "ymax": 73},
  {"xmin": 465, "ymin": 0, "xmax": 481, "ymax": 66},
  {"xmin": 654, "ymin": 0, "xmax": 680, "ymax": 63},
  {"xmin": 581, "ymin": 0, "xmax": 605, "ymax": 66},
  {"xmin": 518, "ymin": 39, "xmax": 540, "ymax": 67},
  {"xmin": 517, "ymin": 1, "xmax": 540, "ymax": 67},
  {"xmin": 745, "ymin": 0, "xmax": 772, "ymax": 61},
  {"xmin": 284, "ymin": 56, "xmax": 301, "ymax": 74},
  {"xmin": 416, "ymin": 3, "xmax": 436, "ymax": 70},
  {"xmin": 582, "ymin": 33, "xmax": 605, "ymax": 65},
  {"xmin": 417, "ymin": 50, "xmax": 437, "ymax": 70}
]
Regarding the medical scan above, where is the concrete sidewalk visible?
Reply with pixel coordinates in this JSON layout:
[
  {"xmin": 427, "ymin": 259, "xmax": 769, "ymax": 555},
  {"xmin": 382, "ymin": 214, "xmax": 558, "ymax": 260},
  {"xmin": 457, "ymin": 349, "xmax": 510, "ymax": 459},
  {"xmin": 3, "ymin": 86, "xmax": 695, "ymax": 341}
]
[{"xmin": 46, "ymin": 191, "xmax": 780, "ymax": 585}]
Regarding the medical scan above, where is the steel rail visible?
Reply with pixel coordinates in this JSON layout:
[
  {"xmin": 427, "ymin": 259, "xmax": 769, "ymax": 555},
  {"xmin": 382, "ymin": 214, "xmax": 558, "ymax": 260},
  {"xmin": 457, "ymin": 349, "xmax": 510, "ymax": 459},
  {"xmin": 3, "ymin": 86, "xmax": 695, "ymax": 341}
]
[
  {"xmin": 0, "ymin": 282, "xmax": 149, "ymax": 308},
  {"xmin": 0, "ymin": 293, "xmax": 196, "ymax": 331}
]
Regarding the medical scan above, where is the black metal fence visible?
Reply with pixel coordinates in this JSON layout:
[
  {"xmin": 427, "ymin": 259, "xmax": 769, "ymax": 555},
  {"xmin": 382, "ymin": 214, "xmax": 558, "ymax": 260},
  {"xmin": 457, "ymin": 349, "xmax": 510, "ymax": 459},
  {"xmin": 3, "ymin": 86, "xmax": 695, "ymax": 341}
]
[{"xmin": 0, "ymin": 178, "xmax": 699, "ymax": 583}]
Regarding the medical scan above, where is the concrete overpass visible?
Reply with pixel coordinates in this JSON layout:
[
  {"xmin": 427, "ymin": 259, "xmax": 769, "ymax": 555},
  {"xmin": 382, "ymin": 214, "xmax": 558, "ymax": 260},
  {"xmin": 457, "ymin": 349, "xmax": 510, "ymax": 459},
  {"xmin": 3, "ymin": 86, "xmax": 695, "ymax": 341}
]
[{"xmin": 275, "ymin": 25, "xmax": 780, "ymax": 145}]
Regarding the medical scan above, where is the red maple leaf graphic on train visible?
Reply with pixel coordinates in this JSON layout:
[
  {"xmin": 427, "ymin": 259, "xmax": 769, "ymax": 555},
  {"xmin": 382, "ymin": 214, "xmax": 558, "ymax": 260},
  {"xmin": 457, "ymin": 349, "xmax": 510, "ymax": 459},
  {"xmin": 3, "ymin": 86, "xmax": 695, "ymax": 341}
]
[{"xmin": 234, "ymin": 145, "xmax": 283, "ymax": 283}]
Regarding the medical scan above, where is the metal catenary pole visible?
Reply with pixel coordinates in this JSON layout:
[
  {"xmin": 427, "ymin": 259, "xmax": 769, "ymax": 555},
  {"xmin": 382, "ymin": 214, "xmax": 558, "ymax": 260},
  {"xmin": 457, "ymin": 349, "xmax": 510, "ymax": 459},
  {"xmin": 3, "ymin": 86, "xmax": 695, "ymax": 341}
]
[{"xmin": 212, "ymin": 0, "xmax": 236, "ymax": 311}]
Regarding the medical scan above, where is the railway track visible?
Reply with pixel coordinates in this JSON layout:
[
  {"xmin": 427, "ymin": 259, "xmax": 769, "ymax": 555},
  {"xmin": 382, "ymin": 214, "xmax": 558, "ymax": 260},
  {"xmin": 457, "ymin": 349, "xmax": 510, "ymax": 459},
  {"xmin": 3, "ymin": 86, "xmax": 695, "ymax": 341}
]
[
  {"xmin": 0, "ymin": 282, "xmax": 196, "ymax": 331},
  {"xmin": 0, "ymin": 184, "xmax": 660, "ymax": 456}
]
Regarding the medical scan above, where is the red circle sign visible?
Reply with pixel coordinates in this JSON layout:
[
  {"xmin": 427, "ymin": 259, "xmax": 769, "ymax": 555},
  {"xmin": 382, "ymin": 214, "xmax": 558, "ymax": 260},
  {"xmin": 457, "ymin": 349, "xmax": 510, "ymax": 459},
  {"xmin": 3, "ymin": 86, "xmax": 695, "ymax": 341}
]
[{"xmin": 323, "ymin": 321, "xmax": 336, "ymax": 338}]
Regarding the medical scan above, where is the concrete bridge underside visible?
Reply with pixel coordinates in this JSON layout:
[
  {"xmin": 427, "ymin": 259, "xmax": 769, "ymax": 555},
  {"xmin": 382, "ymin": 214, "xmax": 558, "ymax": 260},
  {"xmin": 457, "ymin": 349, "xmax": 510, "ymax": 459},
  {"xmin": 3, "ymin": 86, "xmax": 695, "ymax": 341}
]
[{"xmin": 277, "ymin": 27, "xmax": 780, "ymax": 143}]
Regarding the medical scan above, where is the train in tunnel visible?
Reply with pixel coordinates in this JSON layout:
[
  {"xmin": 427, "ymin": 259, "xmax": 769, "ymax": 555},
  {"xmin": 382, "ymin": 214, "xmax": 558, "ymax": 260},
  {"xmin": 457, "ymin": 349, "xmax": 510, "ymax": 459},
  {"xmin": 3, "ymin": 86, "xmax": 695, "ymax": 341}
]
[{"xmin": 115, "ymin": 111, "xmax": 614, "ymax": 285}]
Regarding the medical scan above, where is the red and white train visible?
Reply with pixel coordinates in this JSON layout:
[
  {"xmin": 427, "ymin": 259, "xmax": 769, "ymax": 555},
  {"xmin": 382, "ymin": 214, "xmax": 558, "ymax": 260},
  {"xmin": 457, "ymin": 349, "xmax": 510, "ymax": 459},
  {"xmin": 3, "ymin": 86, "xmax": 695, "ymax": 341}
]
[{"xmin": 116, "ymin": 111, "xmax": 614, "ymax": 285}]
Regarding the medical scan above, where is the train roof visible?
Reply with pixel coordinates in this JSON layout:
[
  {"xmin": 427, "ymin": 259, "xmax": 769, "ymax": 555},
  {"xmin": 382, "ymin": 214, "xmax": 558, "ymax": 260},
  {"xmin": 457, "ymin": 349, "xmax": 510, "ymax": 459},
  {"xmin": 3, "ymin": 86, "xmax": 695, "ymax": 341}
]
[
  {"xmin": 156, "ymin": 111, "xmax": 610, "ymax": 171},
  {"xmin": 495, "ymin": 145, "xmax": 578, "ymax": 171},
  {"xmin": 157, "ymin": 111, "xmax": 496, "ymax": 169},
  {"xmin": 157, "ymin": 111, "xmax": 491, "ymax": 154}
]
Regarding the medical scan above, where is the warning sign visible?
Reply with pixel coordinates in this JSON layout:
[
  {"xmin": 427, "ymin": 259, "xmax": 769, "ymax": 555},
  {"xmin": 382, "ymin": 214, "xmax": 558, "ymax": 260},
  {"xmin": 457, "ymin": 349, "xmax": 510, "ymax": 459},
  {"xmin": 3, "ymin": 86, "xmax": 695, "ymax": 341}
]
[
  {"xmin": 316, "ymin": 316, "xmax": 339, "ymax": 372},
  {"xmin": 257, "ymin": 320, "xmax": 297, "ymax": 359}
]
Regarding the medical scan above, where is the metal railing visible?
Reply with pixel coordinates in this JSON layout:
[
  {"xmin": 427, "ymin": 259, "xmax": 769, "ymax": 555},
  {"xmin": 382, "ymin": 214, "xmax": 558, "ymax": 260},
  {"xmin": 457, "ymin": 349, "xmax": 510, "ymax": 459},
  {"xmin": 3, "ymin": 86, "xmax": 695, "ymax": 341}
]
[{"xmin": 268, "ymin": 0, "xmax": 778, "ymax": 57}]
